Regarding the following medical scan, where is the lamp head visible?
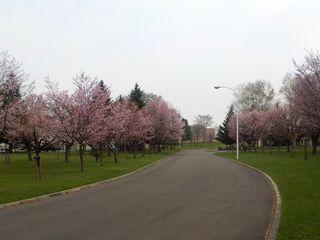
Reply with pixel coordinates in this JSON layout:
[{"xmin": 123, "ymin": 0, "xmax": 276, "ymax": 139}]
[{"xmin": 214, "ymin": 86, "xmax": 220, "ymax": 89}]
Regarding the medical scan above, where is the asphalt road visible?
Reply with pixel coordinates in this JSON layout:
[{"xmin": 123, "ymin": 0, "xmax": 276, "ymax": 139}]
[{"xmin": 0, "ymin": 150, "xmax": 273, "ymax": 240}]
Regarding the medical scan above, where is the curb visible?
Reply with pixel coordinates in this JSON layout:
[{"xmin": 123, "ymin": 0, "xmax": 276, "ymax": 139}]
[
  {"xmin": 223, "ymin": 156, "xmax": 281, "ymax": 240},
  {"xmin": 0, "ymin": 155, "xmax": 170, "ymax": 210}
]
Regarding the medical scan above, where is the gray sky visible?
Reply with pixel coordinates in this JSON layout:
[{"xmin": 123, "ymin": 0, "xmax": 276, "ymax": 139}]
[{"xmin": 1, "ymin": 0, "xmax": 320, "ymax": 125}]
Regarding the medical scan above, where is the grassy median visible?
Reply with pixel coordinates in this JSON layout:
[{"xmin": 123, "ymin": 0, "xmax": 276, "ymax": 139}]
[
  {"xmin": 217, "ymin": 148, "xmax": 320, "ymax": 240},
  {"xmin": 0, "ymin": 150, "xmax": 177, "ymax": 205}
]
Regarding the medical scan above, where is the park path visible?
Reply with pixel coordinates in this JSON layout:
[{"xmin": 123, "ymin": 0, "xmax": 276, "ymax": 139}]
[{"xmin": 0, "ymin": 150, "xmax": 273, "ymax": 240}]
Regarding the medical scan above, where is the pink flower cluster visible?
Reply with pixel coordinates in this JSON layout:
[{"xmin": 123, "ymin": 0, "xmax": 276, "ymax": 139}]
[{"xmin": 4, "ymin": 71, "xmax": 184, "ymax": 170}]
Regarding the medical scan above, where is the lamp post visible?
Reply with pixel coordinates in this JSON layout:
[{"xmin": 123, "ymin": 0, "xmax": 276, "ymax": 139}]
[{"xmin": 214, "ymin": 86, "xmax": 239, "ymax": 160}]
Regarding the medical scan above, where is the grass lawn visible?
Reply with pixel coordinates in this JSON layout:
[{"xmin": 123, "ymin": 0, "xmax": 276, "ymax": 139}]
[
  {"xmin": 181, "ymin": 141, "xmax": 220, "ymax": 150},
  {"xmin": 217, "ymin": 148, "xmax": 320, "ymax": 240},
  {"xmin": 0, "ymin": 149, "xmax": 177, "ymax": 205}
]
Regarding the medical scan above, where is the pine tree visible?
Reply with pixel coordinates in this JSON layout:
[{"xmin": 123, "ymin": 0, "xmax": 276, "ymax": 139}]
[
  {"xmin": 182, "ymin": 118, "xmax": 192, "ymax": 141},
  {"xmin": 117, "ymin": 94, "xmax": 124, "ymax": 103},
  {"xmin": 129, "ymin": 83, "xmax": 146, "ymax": 109},
  {"xmin": 97, "ymin": 80, "xmax": 111, "ymax": 104},
  {"xmin": 99, "ymin": 80, "xmax": 106, "ymax": 90},
  {"xmin": 216, "ymin": 106, "xmax": 236, "ymax": 146}
]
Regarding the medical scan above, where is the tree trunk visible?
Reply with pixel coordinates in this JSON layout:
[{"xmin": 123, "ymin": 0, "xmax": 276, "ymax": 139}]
[
  {"xmin": 5, "ymin": 144, "xmax": 13, "ymax": 164},
  {"xmin": 133, "ymin": 144, "xmax": 136, "ymax": 159},
  {"xmin": 4, "ymin": 151, "xmax": 10, "ymax": 164},
  {"xmin": 113, "ymin": 151, "xmax": 118, "ymax": 163},
  {"xmin": 124, "ymin": 144, "xmax": 129, "ymax": 159},
  {"xmin": 99, "ymin": 148, "xmax": 103, "ymax": 166},
  {"xmin": 304, "ymin": 144, "xmax": 308, "ymax": 160},
  {"xmin": 79, "ymin": 144, "xmax": 84, "ymax": 171},
  {"xmin": 27, "ymin": 150, "xmax": 32, "ymax": 161},
  {"xmin": 4, "ymin": 144, "xmax": 10, "ymax": 163},
  {"xmin": 64, "ymin": 146, "xmax": 70, "ymax": 162},
  {"xmin": 142, "ymin": 143, "xmax": 145, "ymax": 157},
  {"xmin": 269, "ymin": 144, "xmax": 272, "ymax": 155},
  {"xmin": 107, "ymin": 143, "xmax": 118, "ymax": 163},
  {"xmin": 35, "ymin": 151, "xmax": 41, "ymax": 179},
  {"xmin": 312, "ymin": 144, "xmax": 317, "ymax": 155},
  {"xmin": 291, "ymin": 145, "xmax": 294, "ymax": 157},
  {"xmin": 312, "ymin": 136, "xmax": 318, "ymax": 155}
]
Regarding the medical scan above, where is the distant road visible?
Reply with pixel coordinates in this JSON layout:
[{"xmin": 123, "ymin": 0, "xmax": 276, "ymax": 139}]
[{"xmin": 0, "ymin": 150, "xmax": 273, "ymax": 240}]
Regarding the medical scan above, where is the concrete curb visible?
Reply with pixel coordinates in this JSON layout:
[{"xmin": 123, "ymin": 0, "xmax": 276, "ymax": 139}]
[
  {"xmin": 221, "ymin": 156, "xmax": 281, "ymax": 240},
  {"xmin": 0, "ymin": 155, "xmax": 170, "ymax": 210}
]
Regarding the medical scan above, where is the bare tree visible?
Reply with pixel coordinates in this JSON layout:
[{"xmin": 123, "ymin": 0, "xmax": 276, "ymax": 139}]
[
  {"xmin": 194, "ymin": 115, "xmax": 213, "ymax": 142},
  {"xmin": 234, "ymin": 80, "xmax": 274, "ymax": 113},
  {"xmin": 191, "ymin": 124, "xmax": 204, "ymax": 142}
]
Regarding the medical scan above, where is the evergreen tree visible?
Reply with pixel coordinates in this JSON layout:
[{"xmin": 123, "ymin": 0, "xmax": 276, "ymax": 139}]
[
  {"xmin": 182, "ymin": 118, "xmax": 192, "ymax": 141},
  {"xmin": 96, "ymin": 80, "xmax": 111, "ymax": 105},
  {"xmin": 129, "ymin": 83, "xmax": 146, "ymax": 109},
  {"xmin": 98, "ymin": 80, "xmax": 106, "ymax": 91},
  {"xmin": 117, "ymin": 94, "xmax": 124, "ymax": 103},
  {"xmin": 216, "ymin": 106, "xmax": 236, "ymax": 146}
]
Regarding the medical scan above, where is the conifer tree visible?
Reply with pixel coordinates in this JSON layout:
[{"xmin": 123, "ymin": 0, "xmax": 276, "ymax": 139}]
[
  {"xmin": 129, "ymin": 83, "xmax": 146, "ymax": 109},
  {"xmin": 216, "ymin": 106, "xmax": 236, "ymax": 146},
  {"xmin": 182, "ymin": 118, "xmax": 192, "ymax": 141}
]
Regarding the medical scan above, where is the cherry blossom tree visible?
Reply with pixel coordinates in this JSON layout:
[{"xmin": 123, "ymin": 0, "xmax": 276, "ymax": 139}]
[
  {"xmin": 46, "ymin": 72, "xmax": 109, "ymax": 171},
  {"xmin": 144, "ymin": 97, "xmax": 183, "ymax": 152},
  {"xmin": 0, "ymin": 51, "xmax": 33, "ymax": 163},
  {"xmin": 7, "ymin": 94, "xmax": 55, "ymax": 178},
  {"xmin": 46, "ymin": 88, "xmax": 75, "ymax": 162},
  {"xmin": 264, "ymin": 105, "xmax": 300, "ymax": 152},
  {"xmin": 87, "ymin": 100, "xmax": 113, "ymax": 165},
  {"xmin": 228, "ymin": 111, "xmax": 264, "ymax": 151},
  {"xmin": 71, "ymin": 72, "xmax": 112, "ymax": 170},
  {"xmin": 283, "ymin": 50, "xmax": 320, "ymax": 154},
  {"xmin": 164, "ymin": 108, "xmax": 184, "ymax": 147},
  {"xmin": 103, "ymin": 100, "xmax": 131, "ymax": 163},
  {"xmin": 125, "ymin": 103, "xmax": 154, "ymax": 158}
]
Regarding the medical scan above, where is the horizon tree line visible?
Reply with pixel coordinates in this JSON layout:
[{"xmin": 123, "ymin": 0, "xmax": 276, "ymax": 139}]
[
  {"xmin": 0, "ymin": 51, "xmax": 185, "ymax": 178},
  {"xmin": 217, "ymin": 50, "xmax": 320, "ymax": 157}
]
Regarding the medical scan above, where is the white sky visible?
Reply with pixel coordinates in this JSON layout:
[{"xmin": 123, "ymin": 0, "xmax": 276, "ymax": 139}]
[{"xmin": 1, "ymin": 0, "xmax": 320, "ymax": 125}]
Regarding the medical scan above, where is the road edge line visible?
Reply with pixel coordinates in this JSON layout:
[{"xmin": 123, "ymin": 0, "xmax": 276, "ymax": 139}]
[
  {"xmin": 0, "ymin": 154, "xmax": 171, "ymax": 210},
  {"xmin": 218, "ymin": 155, "xmax": 281, "ymax": 240}
]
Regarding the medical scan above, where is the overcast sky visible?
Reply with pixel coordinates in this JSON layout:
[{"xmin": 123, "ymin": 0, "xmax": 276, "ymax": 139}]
[{"xmin": 1, "ymin": 0, "xmax": 320, "ymax": 126}]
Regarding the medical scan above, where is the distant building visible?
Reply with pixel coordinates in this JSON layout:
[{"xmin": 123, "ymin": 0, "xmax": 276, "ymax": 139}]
[{"xmin": 191, "ymin": 125, "xmax": 215, "ymax": 142}]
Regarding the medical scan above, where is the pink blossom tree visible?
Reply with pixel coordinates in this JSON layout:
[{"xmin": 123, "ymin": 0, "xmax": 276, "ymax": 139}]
[
  {"xmin": 46, "ymin": 88, "xmax": 75, "ymax": 162},
  {"xmin": 103, "ymin": 100, "xmax": 131, "ymax": 163},
  {"xmin": 7, "ymin": 94, "xmax": 55, "ymax": 178},
  {"xmin": 228, "ymin": 111, "xmax": 264, "ymax": 151},
  {"xmin": 283, "ymin": 51, "xmax": 320, "ymax": 154},
  {"xmin": 0, "ymin": 51, "xmax": 33, "ymax": 163},
  {"xmin": 144, "ymin": 97, "xmax": 183, "ymax": 152},
  {"xmin": 125, "ymin": 103, "xmax": 154, "ymax": 158},
  {"xmin": 87, "ymin": 100, "xmax": 113, "ymax": 165},
  {"xmin": 163, "ymin": 108, "xmax": 184, "ymax": 147},
  {"xmin": 264, "ymin": 105, "xmax": 300, "ymax": 152},
  {"xmin": 46, "ymin": 72, "xmax": 109, "ymax": 171},
  {"xmin": 70, "ymin": 72, "xmax": 111, "ymax": 170}
]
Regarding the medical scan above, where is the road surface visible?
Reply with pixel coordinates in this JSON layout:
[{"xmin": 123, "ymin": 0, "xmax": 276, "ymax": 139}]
[{"xmin": 0, "ymin": 150, "xmax": 273, "ymax": 240}]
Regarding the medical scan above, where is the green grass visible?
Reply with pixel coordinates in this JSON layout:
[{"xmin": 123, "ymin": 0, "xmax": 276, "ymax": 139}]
[
  {"xmin": 217, "ymin": 148, "xmax": 320, "ymax": 240},
  {"xmin": 0, "ymin": 150, "xmax": 177, "ymax": 205},
  {"xmin": 180, "ymin": 141, "xmax": 220, "ymax": 150}
]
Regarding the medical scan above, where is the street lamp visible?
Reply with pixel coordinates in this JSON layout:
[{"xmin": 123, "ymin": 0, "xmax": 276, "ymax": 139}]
[{"xmin": 214, "ymin": 86, "xmax": 239, "ymax": 160}]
